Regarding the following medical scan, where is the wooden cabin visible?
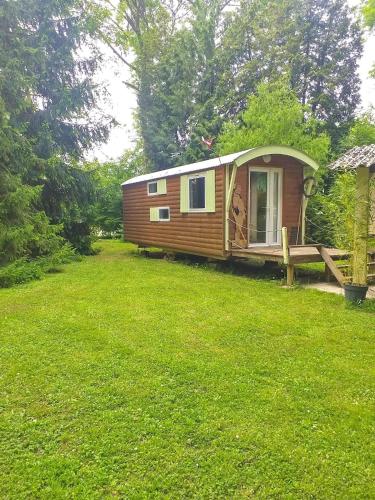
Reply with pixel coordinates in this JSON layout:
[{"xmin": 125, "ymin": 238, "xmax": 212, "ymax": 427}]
[{"xmin": 122, "ymin": 145, "xmax": 319, "ymax": 260}]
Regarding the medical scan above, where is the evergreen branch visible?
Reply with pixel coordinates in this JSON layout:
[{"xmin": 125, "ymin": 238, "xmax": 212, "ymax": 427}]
[
  {"xmin": 122, "ymin": 80, "xmax": 139, "ymax": 92},
  {"xmin": 101, "ymin": 35, "xmax": 136, "ymax": 71}
]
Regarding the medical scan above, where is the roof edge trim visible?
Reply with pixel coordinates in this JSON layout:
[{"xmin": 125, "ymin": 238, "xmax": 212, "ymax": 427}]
[
  {"xmin": 122, "ymin": 145, "xmax": 320, "ymax": 186},
  {"xmin": 233, "ymin": 145, "xmax": 320, "ymax": 171}
]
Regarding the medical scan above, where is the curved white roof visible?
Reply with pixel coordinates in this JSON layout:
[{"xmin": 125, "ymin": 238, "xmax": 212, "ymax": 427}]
[{"xmin": 122, "ymin": 145, "xmax": 319, "ymax": 186}]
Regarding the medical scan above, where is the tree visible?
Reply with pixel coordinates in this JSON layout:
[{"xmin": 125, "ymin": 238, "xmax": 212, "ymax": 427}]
[
  {"xmin": 93, "ymin": 0, "xmax": 362, "ymax": 170},
  {"xmin": 217, "ymin": 80, "xmax": 330, "ymax": 165},
  {"xmin": 223, "ymin": 0, "xmax": 363, "ymax": 146},
  {"xmin": 0, "ymin": 100, "xmax": 63, "ymax": 265},
  {"xmin": 91, "ymin": 0, "xmax": 233, "ymax": 170},
  {"xmin": 89, "ymin": 145, "xmax": 147, "ymax": 237},
  {"xmin": 342, "ymin": 109, "xmax": 375, "ymax": 149},
  {"xmin": 0, "ymin": 0, "xmax": 111, "ymax": 259},
  {"xmin": 363, "ymin": 0, "xmax": 375, "ymax": 77},
  {"xmin": 291, "ymin": 0, "xmax": 362, "ymax": 144}
]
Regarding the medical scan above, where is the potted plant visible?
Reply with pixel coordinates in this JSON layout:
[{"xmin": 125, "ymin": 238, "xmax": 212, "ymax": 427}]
[
  {"xmin": 316, "ymin": 170, "xmax": 371, "ymax": 303},
  {"xmin": 344, "ymin": 281, "xmax": 368, "ymax": 303}
]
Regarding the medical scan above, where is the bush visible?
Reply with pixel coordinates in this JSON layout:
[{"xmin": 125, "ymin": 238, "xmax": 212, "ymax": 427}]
[
  {"xmin": 0, "ymin": 259, "xmax": 43, "ymax": 288},
  {"xmin": 0, "ymin": 244, "xmax": 77, "ymax": 288},
  {"xmin": 307, "ymin": 172, "xmax": 375, "ymax": 250},
  {"xmin": 37, "ymin": 243, "xmax": 80, "ymax": 271}
]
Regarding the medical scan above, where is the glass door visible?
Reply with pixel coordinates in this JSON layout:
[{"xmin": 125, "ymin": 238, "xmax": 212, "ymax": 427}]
[{"xmin": 249, "ymin": 168, "xmax": 282, "ymax": 246}]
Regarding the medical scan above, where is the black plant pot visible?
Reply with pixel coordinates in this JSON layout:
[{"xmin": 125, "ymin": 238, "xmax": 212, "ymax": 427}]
[{"xmin": 344, "ymin": 283, "xmax": 368, "ymax": 303}]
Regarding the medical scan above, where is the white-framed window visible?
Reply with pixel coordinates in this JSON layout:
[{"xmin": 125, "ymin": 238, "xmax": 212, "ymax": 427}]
[
  {"xmin": 148, "ymin": 181, "xmax": 158, "ymax": 195},
  {"xmin": 180, "ymin": 169, "xmax": 216, "ymax": 213},
  {"xmin": 150, "ymin": 207, "xmax": 170, "ymax": 222},
  {"xmin": 158, "ymin": 207, "xmax": 170, "ymax": 221},
  {"xmin": 189, "ymin": 175, "xmax": 206, "ymax": 210},
  {"xmin": 147, "ymin": 178, "xmax": 167, "ymax": 196}
]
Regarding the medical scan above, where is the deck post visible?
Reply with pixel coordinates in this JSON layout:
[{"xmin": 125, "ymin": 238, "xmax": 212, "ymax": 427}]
[
  {"xmin": 282, "ymin": 226, "xmax": 295, "ymax": 286},
  {"xmin": 282, "ymin": 227, "xmax": 289, "ymax": 264},
  {"xmin": 352, "ymin": 165, "xmax": 370, "ymax": 285},
  {"xmin": 287, "ymin": 264, "xmax": 295, "ymax": 286},
  {"xmin": 325, "ymin": 263, "xmax": 332, "ymax": 282}
]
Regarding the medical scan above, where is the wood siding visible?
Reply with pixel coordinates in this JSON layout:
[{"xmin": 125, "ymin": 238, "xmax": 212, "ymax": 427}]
[
  {"xmin": 123, "ymin": 166, "xmax": 226, "ymax": 258},
  {"xmin": 123, "ymin": 155, "xmax": 305, "ymax": 258}
]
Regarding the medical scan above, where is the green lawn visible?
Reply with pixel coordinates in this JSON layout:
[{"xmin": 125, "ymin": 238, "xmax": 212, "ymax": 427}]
[{"xmin": 0, "ymin": 240, "xmax": 374, "ymax": 498}]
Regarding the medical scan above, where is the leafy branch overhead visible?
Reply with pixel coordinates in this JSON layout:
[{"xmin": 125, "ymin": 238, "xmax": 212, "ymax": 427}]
[
  {"xmin": 217, "ymin": 80, "xmax": 330, "ymax": 166},
  {"xmin": 362, "ymin": 0, "xmax": 375, "ymax": 77},
  {"xmin": 363, "ymin": 0, "xmax": 375, "ymax": 28}
]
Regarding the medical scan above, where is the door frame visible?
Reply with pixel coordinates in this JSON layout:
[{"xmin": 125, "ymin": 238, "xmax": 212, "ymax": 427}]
[{"xmin": 248, "ymin": 166, "xmax": 283, "ymax": 247}]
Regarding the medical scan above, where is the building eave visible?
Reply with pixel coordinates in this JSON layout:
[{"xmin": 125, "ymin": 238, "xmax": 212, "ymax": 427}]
[{"xmin": 122, "ymin": 145, "xmax": 321, "ymax": 186}]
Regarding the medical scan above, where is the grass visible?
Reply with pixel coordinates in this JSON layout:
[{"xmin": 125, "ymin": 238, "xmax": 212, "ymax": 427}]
[{"xmin": 0, "ymin": 240, "xmax": 374, "ymax": 498}]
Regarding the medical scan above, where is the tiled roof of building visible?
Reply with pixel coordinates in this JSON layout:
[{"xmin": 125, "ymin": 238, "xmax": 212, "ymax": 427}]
[{"xmin": 329, "ymin": 145, "xmax": 375, "ymax": 171}]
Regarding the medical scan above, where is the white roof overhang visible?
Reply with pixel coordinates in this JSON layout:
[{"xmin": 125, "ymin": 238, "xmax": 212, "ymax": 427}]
[
  {"xmin": 233, "ymin": 145, "xmax": 320, "ymax": 171},
  {"xmin": 122, "ymin": 145, "xmax": 319, "ymax": 186}
]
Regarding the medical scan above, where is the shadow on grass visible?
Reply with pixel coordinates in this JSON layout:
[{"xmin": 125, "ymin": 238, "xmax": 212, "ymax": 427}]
[
  {"xmin": 131, "ymin": 248, "xmax": 321, "ymax": 284},
  {"xmin": 130, "ymin": 247, "xmax": 375, "ymax": 309}
]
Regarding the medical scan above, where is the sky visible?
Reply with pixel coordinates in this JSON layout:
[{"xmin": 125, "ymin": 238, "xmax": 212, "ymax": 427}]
[{"xmin": 90, "ymin": 1, "xmax": 375, "ymax": 162}]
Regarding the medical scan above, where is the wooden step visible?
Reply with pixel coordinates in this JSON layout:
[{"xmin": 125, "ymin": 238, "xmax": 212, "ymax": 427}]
[
  {"xmin": 337, "ymin": 263, "xmax": 375, "ymax": 269},
  {"xmin": 317, "ymin": 246, "xmax": 346, "ymax": 287},
  {"xmin": 345, "ymin": 274, "xmax": 375, "ymax": 281}
]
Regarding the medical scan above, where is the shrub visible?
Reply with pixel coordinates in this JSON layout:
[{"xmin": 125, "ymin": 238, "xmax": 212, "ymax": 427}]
[
  {"xmin": 307, "ymin": 172, "xmax": 375, "ymax": 250},
  {"xmin": 0, "ymin": 259, "xmax": 43, "ymax": 288},
  {"xmin": 0, "ymin": 244, "xmax": 77, "ymax": 288}
]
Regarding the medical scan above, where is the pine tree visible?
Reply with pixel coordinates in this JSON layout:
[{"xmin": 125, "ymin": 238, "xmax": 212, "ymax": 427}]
[
  {"xmin": 223, "ymin": 0, "xmax": 363, "ymax": 145},
  {"xmin": 0, "ymin": 0, "xmax": 110, "ymax": 258}
]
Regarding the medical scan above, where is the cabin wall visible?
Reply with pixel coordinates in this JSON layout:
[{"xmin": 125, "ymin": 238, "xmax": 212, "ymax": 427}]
[
  {"xmin": 231, "ymin": 156, "xmax": 304, "ymax": 245},
  {"xmin": 123, "ymin": 166, "xmax": 226, "ymax": 257},
  {"xmin": 123, "ymin": 155, "xmax": 306, "ymax": 258}
]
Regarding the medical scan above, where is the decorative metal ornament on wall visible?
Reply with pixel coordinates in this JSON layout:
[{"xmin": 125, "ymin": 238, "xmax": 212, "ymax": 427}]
[{"xmin": 303, "ymin": 176, "xmax": 318, "ymax": 198}]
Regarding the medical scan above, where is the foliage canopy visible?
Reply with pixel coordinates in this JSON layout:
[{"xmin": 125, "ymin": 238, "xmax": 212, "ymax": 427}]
[
  {"xmin": 92, "ymin": 0, "xmax": 363, "ymax": 171},
  {"xmin": 217, "ymin": 80, "xmax": 330, "ymax": 166}
]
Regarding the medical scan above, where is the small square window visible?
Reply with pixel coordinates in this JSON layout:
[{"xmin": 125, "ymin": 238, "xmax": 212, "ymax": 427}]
[
  {"xmin": 189, "ymin": 176, "xmax": 206, "ymax": 209},
  {"xmin": 158, "ymin": 208, "xmax": 170, "ymax": 221},
  {"xmin": 148, "ymin": 181, "xmax": 158, "ymax": 195},
  {"xmin": 148, "ymin": 179, "xmax": 167, "ymax": 196}
]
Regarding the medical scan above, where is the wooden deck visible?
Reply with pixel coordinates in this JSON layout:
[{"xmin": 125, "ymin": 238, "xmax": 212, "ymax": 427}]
[
  {"xmin": 231, "ymin": 245, "xmax": 375, "ymax": 287},
  {"xmin": 231, "ymin": 245, "xmax": 351, "ymax": 264}
]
